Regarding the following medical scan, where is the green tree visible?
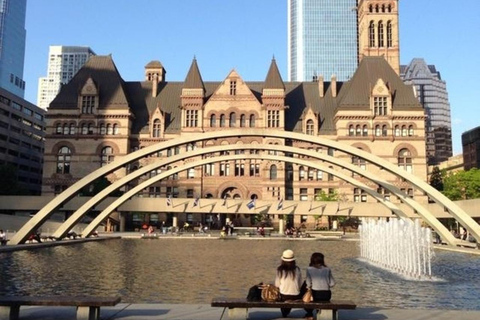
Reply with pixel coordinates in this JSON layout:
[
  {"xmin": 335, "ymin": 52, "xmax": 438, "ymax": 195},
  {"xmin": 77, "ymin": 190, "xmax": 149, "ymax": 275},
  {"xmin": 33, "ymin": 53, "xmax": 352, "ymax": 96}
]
[
  {"xmin": 0, "ymin": 164, "xmax": 29, "ymax": 195},
  {"xmin": 429, "ymin": 166, "xmax": 444, "ymax": 191},
  {"xmin": 442, "ymin": 168, "xmax": 480, "ymax": 200}
]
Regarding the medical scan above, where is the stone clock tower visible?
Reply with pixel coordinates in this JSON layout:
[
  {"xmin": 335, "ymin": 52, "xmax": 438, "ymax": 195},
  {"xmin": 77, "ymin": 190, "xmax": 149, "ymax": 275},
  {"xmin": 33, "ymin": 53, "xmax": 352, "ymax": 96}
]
[{"xmin": 358, "ymin": 0, "xmax": 400, "ymax": 74}]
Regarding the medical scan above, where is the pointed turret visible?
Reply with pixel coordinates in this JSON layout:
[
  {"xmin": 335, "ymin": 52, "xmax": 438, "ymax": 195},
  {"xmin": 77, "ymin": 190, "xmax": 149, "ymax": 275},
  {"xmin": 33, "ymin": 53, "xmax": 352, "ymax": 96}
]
[
  {"xmin": 264, "ymin": 57, "xmax": 285, "ymax": 90},
  {"xmin": 184, "ymin": 57, "xmax": 205, "ymax": 92}
]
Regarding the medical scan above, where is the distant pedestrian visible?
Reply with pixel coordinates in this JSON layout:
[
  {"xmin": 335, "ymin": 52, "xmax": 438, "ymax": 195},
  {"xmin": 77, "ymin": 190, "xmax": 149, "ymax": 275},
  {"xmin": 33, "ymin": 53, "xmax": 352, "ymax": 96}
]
[{"xmin": 0, "ymin": 229, "xmax": 7, "ymax": 245}]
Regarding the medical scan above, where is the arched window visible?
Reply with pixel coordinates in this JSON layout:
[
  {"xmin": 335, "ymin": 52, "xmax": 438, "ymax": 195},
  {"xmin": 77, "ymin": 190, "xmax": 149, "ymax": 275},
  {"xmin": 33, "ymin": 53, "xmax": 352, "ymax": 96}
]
[
  {"xmin": 387, "ymin": 4, "xmax": 392, "ymax": 12},
  {"xmin": 349, "ymin": 125, "xmax": 355, "ymax": 136},
  {"xmin": 220, "ymin": 114, "xmax": 226, "ymax": 127},
  {"xmin": 229, "ymin": 112, "xmax": 236, "ymax": 127},
  {"xmin": 210, "ymin": 114, "xmax": 216, "ymax": 127},
  {"xmin": 387, "ymin": 21, "xmax": 393, "ymax": 47},
  {"xmin": 56, "ymin": 123, "xmax": 62, "ymax": 134},
  {"xmin": 375, "ymin": 125, "xmax": 381, "ymax": 136},
  {"xmin": 306, "ymin": 120, "xmax": 314, "ymax": 135},
  {"xmin": 382, "ymin": 125, "xmax": 388, "ymax": 137},
  {"xmin": 402, "ymin": 125, "xmax": 407, "ymax": 137},
  {"xmin": 63, "ymin": 124, "xmax": 69, "ymax": 135},
  {"xmin": 249, "ymin": 114, "xmax": 256, "ymax": 127},
  {"xmin": 187, "ymin": 168, "xmax": 195, "ymax": 179},
  {"xmin": 56, "ymin": 146, "xmax": 71, "ymax": 174},
  {"xmin": 369, "ymin": 21, "xmax": 376, "ymax": 47},
  {"xmin": 113, "ymin": 124, "xmax": 119, "ymax": 135},
  {"xmin": 101, "ymin": 146, "xmax": 114, "ymax": 167},
  {"xmin": 186, "ymin": 143, "xmax": 195, "ymax": 151},
  {"xmin": 369, "ymin": 4, "xmax": 373, "ymax": 12},
  {"xmin": 356, "ymin": 125, "xmax": 361, "ymax": 136},
  {"xmin": 408, "ymin": 125, "xmax": 414, "ymax": 136},
  {"xmin": 352, "ymin": 154, "xmax": 366, "ymax": 170},
  {"xmin": 81, "ymin": 124, "xmax": 88, "ymax": 135},
  {"xmin": 107, "ymin": 124, "xmax": 113, "ymax": 135},
  {"xmin": 299, "ymin": 166, "xmax": 305, "ymax": 181},
  {"xmin": 394, "ymin": 125, "xmax": 400, "ymax": 136},
  {"xmin": 100, "ymin": 124, "xmax": 106, "ymax": 135},
  {"xmin": 375, "ymin": 4, "xmax": 379, "ymax": 12},
  {"xmin": 153, "ymin": 119, "xmax": 161, "ymax": 138},
  {"xmin": 270, "ymin": 165, "xmax": 277, "ymax": 180},
  {"xmin": 398, "ymin": 148, "xmax": 412, "ymax": 173},
  {"xmin": 69, "ymin": 124, "xmax": 75, "ymax": 135},
  {"xmin": 381, "ymin": 4, "xmax": 385, "ymax": 12},
  {"xmin": 240, "ymin": 114, "xmax": 246, "ymax": 127},
  {"xmin": 378, "ymin": 21, "xmax": 384, "ymax": 47},
  {"xmin": 362, "ymin": 125, "xmax": 368, "ymax": 137},
  {"xmin": 87, "ymin": 123, "xmax": 94, "ymax": 135},
  {"xmin": 308, "ymin": 167, "xmax": 314, "ymax": 181}
]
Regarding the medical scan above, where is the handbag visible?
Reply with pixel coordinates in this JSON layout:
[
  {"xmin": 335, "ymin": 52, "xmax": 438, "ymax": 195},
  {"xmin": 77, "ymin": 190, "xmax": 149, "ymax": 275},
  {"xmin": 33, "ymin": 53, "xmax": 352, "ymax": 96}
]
[
  {"xmin": 246, "ymin": 283, "xmax": 263, "ymax": 302},
  {"xmin": 302, "ymin": 288, "xmax": 313, "ymax": 303},
  {"xmin": 261, "ymin": 284, "xmax": 280, "ymax": 302}
]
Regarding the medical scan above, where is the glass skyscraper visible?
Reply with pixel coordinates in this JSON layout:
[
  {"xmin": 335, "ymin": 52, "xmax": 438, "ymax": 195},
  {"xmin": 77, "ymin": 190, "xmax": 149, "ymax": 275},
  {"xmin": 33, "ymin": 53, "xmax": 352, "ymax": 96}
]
[
  {"xmin": 0, "ymin": 0, "xmax": 27, "ymax": 98},
  {"xmin": 288, "ymin": 0, "xmax": 358, "ymax": 82}
]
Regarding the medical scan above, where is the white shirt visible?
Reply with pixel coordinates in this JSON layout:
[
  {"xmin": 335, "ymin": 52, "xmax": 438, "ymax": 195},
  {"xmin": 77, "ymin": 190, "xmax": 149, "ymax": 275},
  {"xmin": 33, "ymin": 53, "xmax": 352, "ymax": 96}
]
[{"xmin": 275, "ymin": 266, "xmax": 302, "ymax": 295}]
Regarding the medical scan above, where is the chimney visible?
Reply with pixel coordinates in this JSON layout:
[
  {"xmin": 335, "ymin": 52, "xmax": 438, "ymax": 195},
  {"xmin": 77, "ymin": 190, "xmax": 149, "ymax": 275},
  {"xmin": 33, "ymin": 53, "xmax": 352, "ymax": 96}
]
[
  {"xmin": 152, "ymin": 73, "xmax": 158, "ymax": 97},
  {"xmin": 318, "ymin": 75, "xmax": 324, "ymax": 98},
  {"xmin": 331, "ymin": 74, "xmax": 337, "ymax": 98}
]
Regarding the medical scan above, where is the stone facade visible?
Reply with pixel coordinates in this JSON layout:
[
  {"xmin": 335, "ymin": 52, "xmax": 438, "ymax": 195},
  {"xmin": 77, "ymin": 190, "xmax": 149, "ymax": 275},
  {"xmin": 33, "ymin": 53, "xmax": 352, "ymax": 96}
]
[{"xmin": 41, "ymin": 54, "xmax": 426, "ymax": 229}]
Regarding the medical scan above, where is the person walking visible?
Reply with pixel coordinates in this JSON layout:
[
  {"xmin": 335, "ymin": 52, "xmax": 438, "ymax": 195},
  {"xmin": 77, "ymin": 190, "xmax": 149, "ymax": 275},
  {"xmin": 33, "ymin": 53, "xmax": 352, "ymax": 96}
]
[
  {"xmin": 275, "ymin": 249, "xmax": 303, "ymax": 318},
  {"xmin": 304, "ymin": 252, "xmax": 336, "ymax": 320}
]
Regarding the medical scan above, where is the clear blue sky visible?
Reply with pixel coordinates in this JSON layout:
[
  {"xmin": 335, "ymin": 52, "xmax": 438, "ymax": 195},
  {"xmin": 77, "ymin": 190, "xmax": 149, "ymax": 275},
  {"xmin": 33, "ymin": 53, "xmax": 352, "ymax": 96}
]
[{"xmin": 23, "ymin": 0, "xmax": 480, "ymax": 155}]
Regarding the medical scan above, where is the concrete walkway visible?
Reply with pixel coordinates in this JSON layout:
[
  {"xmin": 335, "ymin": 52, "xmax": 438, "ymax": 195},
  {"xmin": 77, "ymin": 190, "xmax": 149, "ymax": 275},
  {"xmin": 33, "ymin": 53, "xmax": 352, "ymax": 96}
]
[{"xmin": 11, "ymin": 303, "xmax": 480, "ymax": 320}]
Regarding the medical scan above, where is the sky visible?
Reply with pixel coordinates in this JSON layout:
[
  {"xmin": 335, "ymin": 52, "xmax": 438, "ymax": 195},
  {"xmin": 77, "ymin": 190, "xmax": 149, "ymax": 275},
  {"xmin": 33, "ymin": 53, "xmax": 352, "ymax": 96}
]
[{"xmin": 23, "ymin": 0, "xmax": 480, "ymax": 155}]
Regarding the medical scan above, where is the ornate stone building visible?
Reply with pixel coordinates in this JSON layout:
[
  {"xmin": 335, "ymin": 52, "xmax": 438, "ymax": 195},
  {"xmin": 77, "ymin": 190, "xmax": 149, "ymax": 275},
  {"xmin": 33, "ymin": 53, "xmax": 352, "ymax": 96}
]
[{"xmin": 42, "ymin": 54, "xmax": 426, "ymax": 229}]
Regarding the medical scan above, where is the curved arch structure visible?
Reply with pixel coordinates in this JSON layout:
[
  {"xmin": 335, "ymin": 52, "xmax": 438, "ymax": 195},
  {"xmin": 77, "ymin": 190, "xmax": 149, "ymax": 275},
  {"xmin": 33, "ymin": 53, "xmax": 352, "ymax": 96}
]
[{"xmin": 9, "ymin": 129, "xmax": 479, "ymax": 245}]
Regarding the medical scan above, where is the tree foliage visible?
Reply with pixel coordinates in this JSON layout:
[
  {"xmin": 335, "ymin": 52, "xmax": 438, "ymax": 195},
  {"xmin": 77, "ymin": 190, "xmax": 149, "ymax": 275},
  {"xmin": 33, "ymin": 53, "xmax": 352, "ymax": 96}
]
[
  {"xmin": 442, "ymin": 168, "xmax": 480, "ymax": 201},
  {"xmin": 429, "ymin": 166, "xmax": 444, "ymax": 191}
]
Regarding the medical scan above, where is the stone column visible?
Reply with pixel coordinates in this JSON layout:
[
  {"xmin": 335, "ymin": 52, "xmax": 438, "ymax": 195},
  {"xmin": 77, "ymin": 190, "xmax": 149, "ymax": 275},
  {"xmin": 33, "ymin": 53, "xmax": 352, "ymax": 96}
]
[
  {"xmin": 279, "ymin": 216, "xmax": 285, "ymax": 234},
  {"xmin": 172, "ymin": 214, "xmax": 178, "ymax": 228},
  {"xmin": 119, "ymin": 212, "xmax": 126, "ymax": 232}
]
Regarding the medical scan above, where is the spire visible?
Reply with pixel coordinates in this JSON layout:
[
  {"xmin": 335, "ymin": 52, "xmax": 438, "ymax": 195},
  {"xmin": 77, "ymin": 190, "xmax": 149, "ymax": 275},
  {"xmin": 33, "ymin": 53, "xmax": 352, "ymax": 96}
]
[
  {"xmin": 264, "ymin": 57, "xmax": 285, "ymax": 90},
  {"xmin": 184, "ymin": 57, "xmax": 205, "ymax": 91}
]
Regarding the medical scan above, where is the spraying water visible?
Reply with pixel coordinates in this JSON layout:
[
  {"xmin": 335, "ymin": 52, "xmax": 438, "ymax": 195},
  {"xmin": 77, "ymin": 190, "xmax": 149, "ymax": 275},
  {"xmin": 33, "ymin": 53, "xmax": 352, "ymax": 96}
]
[{"xmin": 359, "ymin": 218, "xmax": 434, "ymax": 279}]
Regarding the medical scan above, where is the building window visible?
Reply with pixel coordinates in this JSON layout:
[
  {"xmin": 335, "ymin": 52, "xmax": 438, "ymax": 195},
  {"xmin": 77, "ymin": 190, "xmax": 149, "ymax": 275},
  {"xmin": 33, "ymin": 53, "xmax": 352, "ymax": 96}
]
[
  {"xmin": 382, "ymin": 125, "xmax": 388, "ymax": 136},
  {"xmin": 229, "ymin": 112, "xmax": 236, "ymax": 127},
  {"xmin": 81, "ymin": 124, "xmax": 87, "ymax": 135},
  {"xmin": 316, "ymin": 170, "xmax": 323, "ymax": 181},
  {"xmin": 356, "ymin": 125, "xmax": 361, "ymax": 136},
  {"xmin": 374, "ymin": 97, "xmax": 387, "ymax": 116},
  {"xmin": 408, "ymin": 125, "xmax": 414, "ymax": 136},
  {"xmin": 205, "ymin": 163, "xmax": 215, "ymax": 176},
  {"xmin": 375, "ymin": 125, "xmax": 381, "ymax": 136},
  {"xmin": 81, "ymin": 96, "xmax": 95, "ymax": 114},
  {"xmin": 235, "ymin": 163, "xmax": 245, "ymax": 176},
  {"xmin": 398, "ymin": 148, "xmax": 413, "ymax": 173},
  {"xmin": 369, "ymin": 21, "xmax": 376, "ymax": 47},
  {"xmin": 100, "ymin": 124, "xmax": 106, "ymax": 135},
  {"xmin": 220, "ymin": 114, "xmax": 226, "ymax": 127},
  {"xmin": 306, "ymin": 119, "xmax": 314, "ymax": 135},
  {"xmin": 186, "ymin": 110, "xmax": 198, "ymax": 127},
  {"xmin": 240, "ymin": 114, "xmax": 246, "ymax": 127},
  {"xmin": 101, "ymin": 146, "xmax": 114, "ymax": 167},
  {"xmin": 107, "ymin": 124, "xmax": 113, "ymax": 135},
  {"xmin": 362, "ymin": 125, "xmax": 368, "ymax": 137},
  {"xmin": 352, "ymin": 155, "xmax": 366, "ymax": 171},
  {"xmin": 270, "ymin": 165, "xmax": 277, "ymax": 180},
  {"xmin": 113, "ymin": 124, "xmax": 119, "ymax": 135},
  {"xmin": 378, "ymin": 21, "xmax": 384, "ymax": 47},
  {"xmin": 230, "ymin": 80, "xmax": 237, "ymax": 95},
  {"xmin": 153, "ymin": 119, "xmax": 161, "ymax": 137},
  {"xmin": 210, "ymin": 114, "xmax": 216, "ymax": 127},
  {"xmin": 267, "ymin": 110, "xmax": 280, "ymax": 128},
  {"xmin": 349, "ymin": 125, "xmax": 355, "ymax": 136},
  {"xmin": 220, "ymin": 163, "xmax": 230, "ymax": 176},
  {"xmin": 249, "ymin": 114, "xmax": 255, "ymax": 127},
  {"xmin": 56, "ymin": 123, "xmax": 62, "ymax": 134},
  {"xmin": 187, "ymin": 168, "xmax": 195, "ymax": 179},
  {"xmin": 402, "ymin": 126, "xmax": 407, "ymax": 137},
  {"xmin": 299, "ymin": 188, "xmax": 308, "ymax": 201},
  {"xmin": 394, "ymin": 125, "xmax": 400, "ymax": 136},
  {"xmin": 299, "ymin": 166, "xmax": 305, "ymax": 181},
  {"xmin": 69, "ymin": 124, "xmax": 76, "ymax": 135},
  {"xmin": 56, "ymin": 146, "xmax": 71, "ymax": 174},
  {"xmin": 387, "ymin": 21, "xmax": 393, "ymax": 47}
]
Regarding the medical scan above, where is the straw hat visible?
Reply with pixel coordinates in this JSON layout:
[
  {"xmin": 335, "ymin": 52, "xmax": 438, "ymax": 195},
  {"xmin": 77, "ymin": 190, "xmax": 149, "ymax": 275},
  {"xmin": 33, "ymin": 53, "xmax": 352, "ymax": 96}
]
[{"xmin": 281, "ymin": 249, "xmax": 295, "ymax": 262}]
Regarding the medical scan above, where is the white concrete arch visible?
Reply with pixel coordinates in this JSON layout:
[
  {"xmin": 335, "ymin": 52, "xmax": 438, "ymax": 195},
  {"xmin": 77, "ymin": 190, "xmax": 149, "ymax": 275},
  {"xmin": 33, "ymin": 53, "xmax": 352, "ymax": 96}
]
[
  {"xmin": 9, "ymin": 129, "xmax": 478, "ymax": 244},
  {"xmin": 57, "ymin": 144, "xmax": 457, "ymax": 245}
]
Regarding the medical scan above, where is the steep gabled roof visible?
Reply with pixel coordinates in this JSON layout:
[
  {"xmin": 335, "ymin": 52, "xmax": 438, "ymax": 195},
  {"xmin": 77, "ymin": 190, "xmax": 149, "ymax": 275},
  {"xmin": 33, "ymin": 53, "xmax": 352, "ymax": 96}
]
[
  {"xmin": 50, "ymin": 55, "xmax": 130, "ymax": 109},
  {"xmin": 264, "ymin": 58, "xmax": 285, "ymax": 90},
  {"xmin": 338, "ymin": 57, "xmax": 421, "ymax": 110},
  {"xmin": 183, "ymin": 57, "xmax": 205, "ymax": 91}
]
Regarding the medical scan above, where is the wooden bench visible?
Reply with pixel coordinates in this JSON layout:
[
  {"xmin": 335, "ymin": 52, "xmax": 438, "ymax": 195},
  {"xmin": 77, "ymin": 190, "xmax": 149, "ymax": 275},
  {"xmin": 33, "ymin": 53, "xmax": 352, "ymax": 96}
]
[
  {"xmin": 211, "ymin": 298, "xmax": 356, "ymax": 320},
  {"xmin": 0, "ymin": 296, "xmax": 121, "ymax": 320}
]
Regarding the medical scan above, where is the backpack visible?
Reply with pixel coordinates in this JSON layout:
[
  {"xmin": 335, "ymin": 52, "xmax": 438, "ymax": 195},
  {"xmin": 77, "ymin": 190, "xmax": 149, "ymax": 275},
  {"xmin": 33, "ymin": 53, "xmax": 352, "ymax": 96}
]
[
  {"xmin": 261, "ymin": 284, "xmax": 280, "ymax": 302},
  {"xmin": 246, "ymin": 283, "xmax": 263, "ymax": 302}
]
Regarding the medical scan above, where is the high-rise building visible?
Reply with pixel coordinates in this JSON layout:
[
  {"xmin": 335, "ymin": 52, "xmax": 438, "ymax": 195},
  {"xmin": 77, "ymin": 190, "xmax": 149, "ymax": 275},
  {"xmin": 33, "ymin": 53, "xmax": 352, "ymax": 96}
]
[
  {"xmin": 462, "ymin": 126, "xmax": 480, "ymax": 170},
  {"xmin": 287, "ymin": 0, "xmax": 358, "ymax": 82},
  {"xmin": 401, "ymin": 58, "xmax": 453, "ymax": 165},
  {"xmin": 37, "ymin": 46, "xmax": 95, "ymax": 110},
  {"xmin": 0, "ymin": 0, "xmax": 27, "ymax": 98}
]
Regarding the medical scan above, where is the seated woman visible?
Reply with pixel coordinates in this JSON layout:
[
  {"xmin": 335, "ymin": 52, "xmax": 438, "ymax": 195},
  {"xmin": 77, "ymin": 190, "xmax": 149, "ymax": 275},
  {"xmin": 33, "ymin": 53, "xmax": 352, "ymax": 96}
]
[
  {"xmin": 275, "ymin": 249, "xmax": 302, "ymax": 318},
  {"xmin": 304, "ymin": 252, "xmax": 336, "ymax": 320}
]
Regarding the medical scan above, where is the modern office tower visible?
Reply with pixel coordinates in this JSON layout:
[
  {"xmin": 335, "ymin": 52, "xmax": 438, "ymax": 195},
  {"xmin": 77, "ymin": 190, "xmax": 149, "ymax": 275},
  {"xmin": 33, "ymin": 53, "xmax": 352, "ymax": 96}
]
[
  {"xmin": 37, "ymin": 46, "xmax": 95, "ymax": 110},
  {"xmin": 287, "ymin": 0, "xmax": 358, "ymax": 81},
  {"xmin": 462, "ymin": 126, "xmax": 480, "ymax": 170},
  {"xmin": 0, "ymin": 87, "xmax": 45, "ymax": 195},
  {"xmin": 357, "ymin": 0, "xmax": 400, "ymax": 74},
  {"xmin": 401, "ymin": 58, "xmax": 453, "ymax": 165},
  {"xmin": 0, "ymin": 0, "xmax": 27, "ymax": 98}
]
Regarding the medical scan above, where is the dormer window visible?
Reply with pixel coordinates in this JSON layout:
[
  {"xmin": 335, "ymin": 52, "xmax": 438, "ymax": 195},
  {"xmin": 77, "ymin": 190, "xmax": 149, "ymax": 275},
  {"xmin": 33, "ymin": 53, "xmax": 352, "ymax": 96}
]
[
  {"xmin": 373, "ymin": 97, "xmax": 387, "ymax": 116},
  {"xmin": 230, "ymin": 80, "xmax": 237, "ymax": 95},
  {"xmin": 82, "ymin": 96, "xmax": 95, "ymax": 114}
]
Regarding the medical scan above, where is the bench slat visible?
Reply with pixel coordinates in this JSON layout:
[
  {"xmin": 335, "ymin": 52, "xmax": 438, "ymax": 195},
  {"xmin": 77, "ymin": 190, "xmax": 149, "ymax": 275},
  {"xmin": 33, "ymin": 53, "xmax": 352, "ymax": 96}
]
[
  {"xmin": 211, "ymin": 298, "xmax": 356, "ymax": 310},
  {"xmin": 0, "ymin": 296, "xmax": 121, "ymax": 307}
]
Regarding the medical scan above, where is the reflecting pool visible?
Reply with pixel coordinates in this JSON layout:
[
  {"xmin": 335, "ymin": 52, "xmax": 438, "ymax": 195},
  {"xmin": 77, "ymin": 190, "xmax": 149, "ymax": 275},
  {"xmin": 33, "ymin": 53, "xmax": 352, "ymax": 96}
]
[{"xmin": 1, "ymin": 239, "xmax": 479, "ymax": 310}]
